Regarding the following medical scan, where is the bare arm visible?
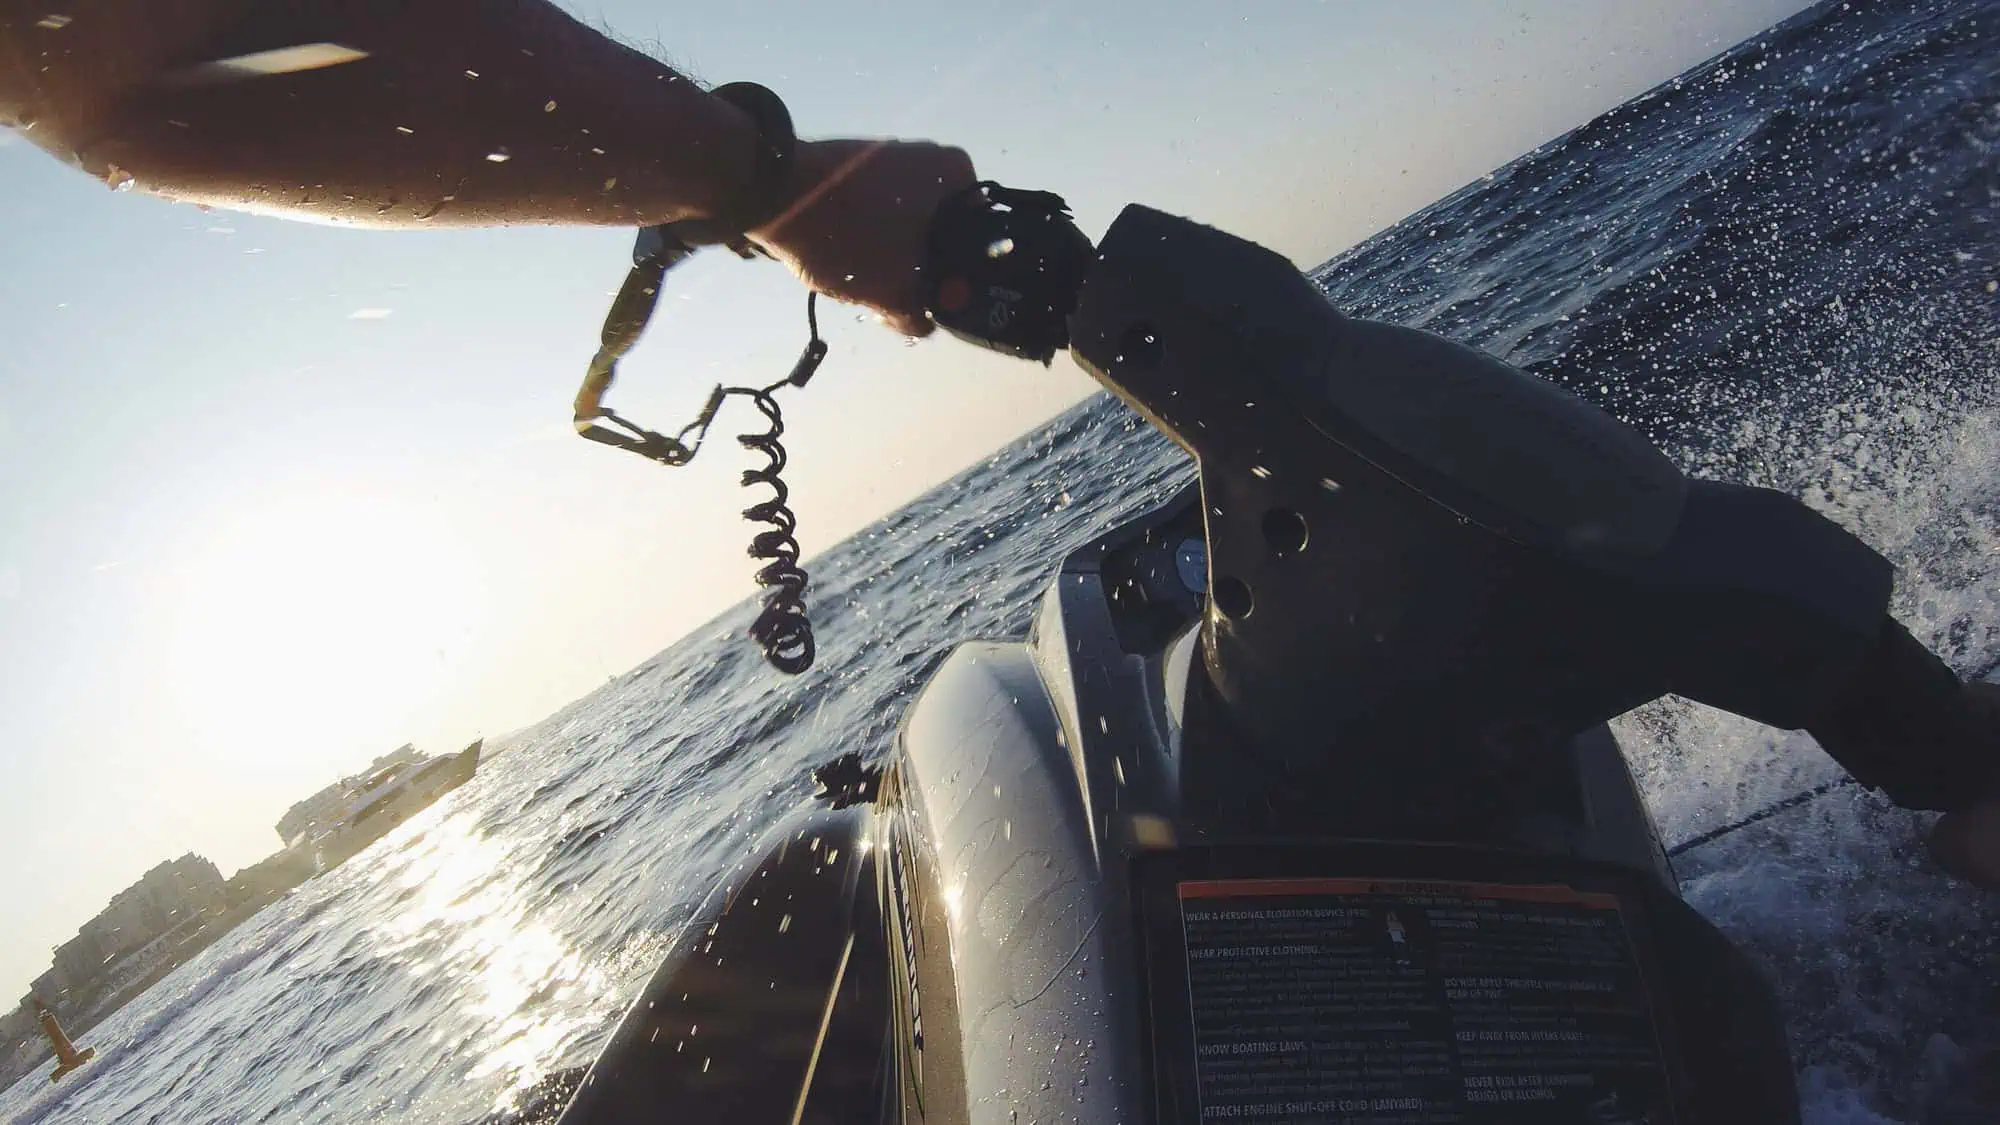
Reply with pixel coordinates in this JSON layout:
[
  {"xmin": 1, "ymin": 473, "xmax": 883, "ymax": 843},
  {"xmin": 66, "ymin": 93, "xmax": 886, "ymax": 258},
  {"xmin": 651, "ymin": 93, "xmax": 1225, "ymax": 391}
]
[{"xmin": 0, "ymin": 0, "xmax": 757, "ymax": 227}]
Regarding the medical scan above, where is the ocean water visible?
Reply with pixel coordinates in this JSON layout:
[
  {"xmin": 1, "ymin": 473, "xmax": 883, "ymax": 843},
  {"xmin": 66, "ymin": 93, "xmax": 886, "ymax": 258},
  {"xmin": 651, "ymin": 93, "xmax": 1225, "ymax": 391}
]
[{"xmin": 6, "ymin": 0, "xmax": 1999, "ymax": 1121}]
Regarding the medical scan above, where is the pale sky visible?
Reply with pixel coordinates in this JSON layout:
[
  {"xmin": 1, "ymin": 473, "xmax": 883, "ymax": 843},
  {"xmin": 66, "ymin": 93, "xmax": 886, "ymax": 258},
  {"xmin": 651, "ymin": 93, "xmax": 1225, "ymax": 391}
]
[{"xmin": 0, "ymin": 0, "xmax": 1811, "ymax": 998}]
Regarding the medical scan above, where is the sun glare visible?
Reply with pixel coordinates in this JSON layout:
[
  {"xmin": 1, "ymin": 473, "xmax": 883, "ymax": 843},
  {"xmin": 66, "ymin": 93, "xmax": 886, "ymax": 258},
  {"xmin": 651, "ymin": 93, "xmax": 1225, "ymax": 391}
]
[{"xmin": 168, "ymin": 489, "xmax": 486, "ymax": 760}]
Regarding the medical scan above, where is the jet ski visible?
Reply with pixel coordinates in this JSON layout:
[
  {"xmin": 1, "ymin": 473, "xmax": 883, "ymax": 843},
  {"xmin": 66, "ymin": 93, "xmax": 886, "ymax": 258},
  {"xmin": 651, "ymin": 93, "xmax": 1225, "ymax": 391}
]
[{"xmin": 549, "ymin": 185, "xmax": 1919, "ymax": 1125}]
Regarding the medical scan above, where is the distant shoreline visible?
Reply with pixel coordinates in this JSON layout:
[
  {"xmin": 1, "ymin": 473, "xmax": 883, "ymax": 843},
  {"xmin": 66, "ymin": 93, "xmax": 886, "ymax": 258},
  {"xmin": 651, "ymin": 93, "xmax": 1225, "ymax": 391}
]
[{"xmin": 3, "ymin": 740, "xmax": 483, "ymax": 1092}]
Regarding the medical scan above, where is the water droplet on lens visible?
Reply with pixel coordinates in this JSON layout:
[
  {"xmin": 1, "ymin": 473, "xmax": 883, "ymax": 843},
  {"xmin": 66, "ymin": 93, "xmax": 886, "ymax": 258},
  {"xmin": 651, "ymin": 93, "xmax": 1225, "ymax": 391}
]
[{"xmin": 105, "ymin": 164, "xmax": 135, "ymax": 192}]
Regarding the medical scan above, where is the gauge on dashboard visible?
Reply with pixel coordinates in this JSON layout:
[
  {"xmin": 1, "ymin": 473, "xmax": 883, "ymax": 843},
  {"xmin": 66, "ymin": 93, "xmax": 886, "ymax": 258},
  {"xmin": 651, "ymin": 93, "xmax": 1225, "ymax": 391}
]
[{"xmin": 1174, "ymin": 537, "xmax": 1208, "ymax": 597}]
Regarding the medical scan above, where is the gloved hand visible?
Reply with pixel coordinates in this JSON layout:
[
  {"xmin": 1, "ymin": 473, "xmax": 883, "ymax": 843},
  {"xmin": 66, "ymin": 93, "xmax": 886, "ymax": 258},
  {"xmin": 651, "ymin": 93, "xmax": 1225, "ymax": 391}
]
[
  {"xmin": 751, "ymin": 138, "xmax": 977, "ymax": 338},
  {"xmin": 1928, "ymin": 680, "xmax": 2000, "ymax": 890}
]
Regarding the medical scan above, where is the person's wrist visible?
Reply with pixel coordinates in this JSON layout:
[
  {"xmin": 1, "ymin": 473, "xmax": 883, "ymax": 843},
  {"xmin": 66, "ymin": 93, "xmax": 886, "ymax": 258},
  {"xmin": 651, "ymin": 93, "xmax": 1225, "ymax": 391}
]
[
  {"xmin": 673, "ymin": 90, "xmax": 761, "ymax": 226},
  {"xmin": 748, "ymin": 139, "xmax": 836, "ymax": 244},
  {"xmin": 670, "ymin": 83, "xmax": 797, "ymax": 245}
]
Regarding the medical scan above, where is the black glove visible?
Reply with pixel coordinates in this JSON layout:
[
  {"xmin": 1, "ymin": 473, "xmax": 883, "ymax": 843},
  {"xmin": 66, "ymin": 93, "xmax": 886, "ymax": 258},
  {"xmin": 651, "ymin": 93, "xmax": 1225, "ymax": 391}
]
[{"xmin": 1805, "ymin": 622, "xmax": 2000, "ymax": 814}]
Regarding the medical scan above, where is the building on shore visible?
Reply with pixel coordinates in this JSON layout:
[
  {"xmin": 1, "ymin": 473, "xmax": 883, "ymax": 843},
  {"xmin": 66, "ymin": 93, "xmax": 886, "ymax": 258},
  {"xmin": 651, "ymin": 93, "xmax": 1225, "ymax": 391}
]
[
  {"xmin": 45, "ymin": 854, "xmax": 228, "ymax": 1002},
  {"xmin": 2, "ymin": 856, "xmax": 227, "ymax": 1088},
  {"xmin": 0, "ymin": 1003, "xmax": 38, "ymax": 1081}
]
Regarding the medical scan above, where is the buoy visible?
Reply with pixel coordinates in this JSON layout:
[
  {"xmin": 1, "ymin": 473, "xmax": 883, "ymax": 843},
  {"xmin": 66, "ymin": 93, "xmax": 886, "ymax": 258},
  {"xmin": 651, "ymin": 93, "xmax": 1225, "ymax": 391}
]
[{"xmin": 31, "ymin": 997, "xmax": 95, "ymax": 1082}]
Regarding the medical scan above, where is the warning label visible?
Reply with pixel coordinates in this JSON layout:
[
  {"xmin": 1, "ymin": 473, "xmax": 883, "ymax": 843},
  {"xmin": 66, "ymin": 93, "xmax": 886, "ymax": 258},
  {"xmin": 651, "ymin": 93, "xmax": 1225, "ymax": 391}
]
[{"xmin": 1177, "ymin": 878, "xmax": 1675, "ymax": 1124}]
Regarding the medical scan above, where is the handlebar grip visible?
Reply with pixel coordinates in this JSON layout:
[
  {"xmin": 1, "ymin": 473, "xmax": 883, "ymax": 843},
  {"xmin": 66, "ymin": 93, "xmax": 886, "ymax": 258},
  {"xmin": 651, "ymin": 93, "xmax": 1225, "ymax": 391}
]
[{"xmin": 921, "ymin": 183, "xmax": 1095, "ymax": 363}]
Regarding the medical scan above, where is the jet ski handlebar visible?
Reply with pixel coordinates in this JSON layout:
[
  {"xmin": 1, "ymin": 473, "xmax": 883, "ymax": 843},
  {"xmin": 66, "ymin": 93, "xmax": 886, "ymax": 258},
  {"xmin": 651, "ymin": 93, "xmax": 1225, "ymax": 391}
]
[
  {"xmin": 569, "ymin": 174, "xmax": 1904, "ymax": 769},
  {"xmin": 931, "ymin": 189, "xmax": 1906, "ymax": 774}
]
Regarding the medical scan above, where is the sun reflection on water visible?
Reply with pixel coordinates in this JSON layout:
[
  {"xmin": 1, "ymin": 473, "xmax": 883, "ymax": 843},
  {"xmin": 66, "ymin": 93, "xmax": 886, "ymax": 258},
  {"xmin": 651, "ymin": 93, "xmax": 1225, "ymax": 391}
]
[{"xmin": 365, "ymin": 809, "xmax": 612, "ymax": 1111}]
